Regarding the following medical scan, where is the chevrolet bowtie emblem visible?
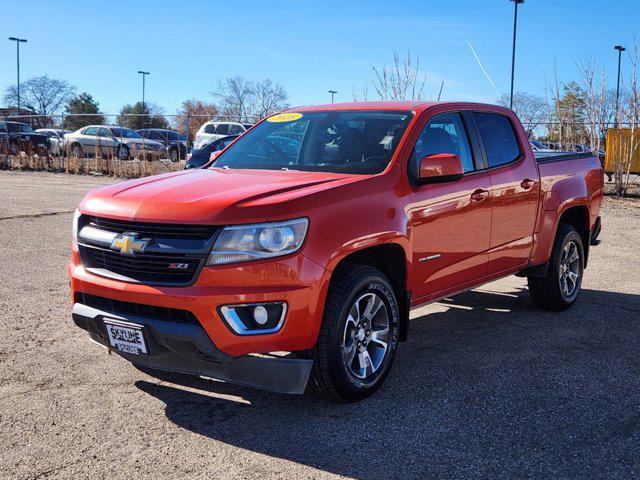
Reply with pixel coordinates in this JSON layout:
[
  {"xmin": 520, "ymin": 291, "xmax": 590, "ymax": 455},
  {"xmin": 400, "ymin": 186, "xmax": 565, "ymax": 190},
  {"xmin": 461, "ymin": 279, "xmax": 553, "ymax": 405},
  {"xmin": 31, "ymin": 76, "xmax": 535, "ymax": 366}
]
[{"xmin": 110, "ymin": 232, "xmax": 149, "ymax": 255}]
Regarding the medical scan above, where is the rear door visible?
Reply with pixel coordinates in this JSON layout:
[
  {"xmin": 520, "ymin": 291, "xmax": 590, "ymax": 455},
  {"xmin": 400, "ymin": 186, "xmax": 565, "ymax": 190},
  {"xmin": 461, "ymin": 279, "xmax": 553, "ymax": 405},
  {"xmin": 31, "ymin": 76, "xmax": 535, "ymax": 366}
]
[
  {"xmin": 473, "ymin": 112, "xmax": 540, "ymax": 274},
  {"xmin": 408, "ymin": 111, "xmax": 493, "ymax": 300}
]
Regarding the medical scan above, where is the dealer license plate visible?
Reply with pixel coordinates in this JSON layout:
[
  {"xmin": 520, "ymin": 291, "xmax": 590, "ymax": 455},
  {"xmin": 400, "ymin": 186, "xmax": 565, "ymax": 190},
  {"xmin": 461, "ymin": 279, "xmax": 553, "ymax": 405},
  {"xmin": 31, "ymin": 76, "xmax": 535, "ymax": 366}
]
[{"xmin": 104, "ymin": 319, "xmax": 148, "ymax": 355}]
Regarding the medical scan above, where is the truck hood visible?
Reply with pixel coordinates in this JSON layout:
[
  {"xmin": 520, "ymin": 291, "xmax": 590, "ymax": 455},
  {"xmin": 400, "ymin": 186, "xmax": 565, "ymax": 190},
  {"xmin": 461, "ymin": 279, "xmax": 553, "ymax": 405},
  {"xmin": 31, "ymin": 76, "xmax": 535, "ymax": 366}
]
[{"xmin": 79, "ymin": 168, "xmax": 362, "ymax": 224}]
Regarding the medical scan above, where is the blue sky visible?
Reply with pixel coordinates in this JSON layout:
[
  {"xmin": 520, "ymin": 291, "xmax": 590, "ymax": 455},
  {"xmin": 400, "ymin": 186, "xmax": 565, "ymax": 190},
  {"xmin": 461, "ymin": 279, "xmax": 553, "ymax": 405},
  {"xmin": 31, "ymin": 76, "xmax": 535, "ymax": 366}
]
[{"xmin": 1, "ymin": 0, "xmax": 638, "ymax": 114}]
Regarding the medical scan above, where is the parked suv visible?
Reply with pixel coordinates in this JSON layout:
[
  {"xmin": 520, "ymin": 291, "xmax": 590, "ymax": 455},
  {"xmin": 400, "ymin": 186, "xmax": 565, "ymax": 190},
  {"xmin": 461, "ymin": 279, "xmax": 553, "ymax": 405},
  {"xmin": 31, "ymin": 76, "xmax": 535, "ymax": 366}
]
[
  {"xmin": 194, "ymin": 121, "xmax": 246, "ymax": 149},
  {"xmin": 65, "ymin": 125, "xmax": 164, "ymax": 160},
  {"xmin": 0, "ymin": 121, "xmax": 50, "ymax": 155},
  {"xmin": 137, "ymin": 128, "xmax": 188, "ymax": 162},
  {"xmin": 69, "ymin": 102, "xmax": 604, "ymax": 402}
]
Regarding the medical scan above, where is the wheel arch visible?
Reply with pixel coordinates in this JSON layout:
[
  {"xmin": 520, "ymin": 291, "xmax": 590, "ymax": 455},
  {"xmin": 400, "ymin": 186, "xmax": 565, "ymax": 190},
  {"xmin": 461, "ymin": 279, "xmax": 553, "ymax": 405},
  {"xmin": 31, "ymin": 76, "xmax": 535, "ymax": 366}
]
[{"xmin": 329, "ymin": 243, "xmax": 410, "ymax": 342}]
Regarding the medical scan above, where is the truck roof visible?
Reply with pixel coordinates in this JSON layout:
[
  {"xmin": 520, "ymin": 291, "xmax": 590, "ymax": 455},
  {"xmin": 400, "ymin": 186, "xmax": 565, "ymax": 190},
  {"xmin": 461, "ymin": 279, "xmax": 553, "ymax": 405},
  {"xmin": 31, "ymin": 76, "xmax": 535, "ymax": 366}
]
[{"xmin": 287, "ymin": 101, "xmax": 514, "ymax": 115}]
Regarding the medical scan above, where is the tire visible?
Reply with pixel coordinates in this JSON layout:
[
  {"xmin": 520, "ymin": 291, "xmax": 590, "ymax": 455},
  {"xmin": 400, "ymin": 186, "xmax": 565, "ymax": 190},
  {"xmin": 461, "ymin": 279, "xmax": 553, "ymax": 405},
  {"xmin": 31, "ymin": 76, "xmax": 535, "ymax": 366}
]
[
  {"xmin": 169, "ymin": 148, "xmax": 179, "ymax": 162},
  {"xmin": 71, "ymin": 143, "xmax": 83, "ymax": 158},
  {"xmin": 309, "ymin": 265, "xmax": 400, "ymax": 402},
  {"xmin": 117, "ymin": 145, "xmax": 130, "ymax": 160},
  {"xmin": 528, "ymin": 224, "xmax": 584, "ymax": 311}
]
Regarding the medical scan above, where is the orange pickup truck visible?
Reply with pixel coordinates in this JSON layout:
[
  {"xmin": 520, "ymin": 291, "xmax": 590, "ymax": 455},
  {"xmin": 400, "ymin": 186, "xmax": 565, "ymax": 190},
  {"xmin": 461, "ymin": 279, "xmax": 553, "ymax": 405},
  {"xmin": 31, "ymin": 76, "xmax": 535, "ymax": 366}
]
[{"xmin": 69, "ymin": 101, "xmax": 604, "ymax": 402}]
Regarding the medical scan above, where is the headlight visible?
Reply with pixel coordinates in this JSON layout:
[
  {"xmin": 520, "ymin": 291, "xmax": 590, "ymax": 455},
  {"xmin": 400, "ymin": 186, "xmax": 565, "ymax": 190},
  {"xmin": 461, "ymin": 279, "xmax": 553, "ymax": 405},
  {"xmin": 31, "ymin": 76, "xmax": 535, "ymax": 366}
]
[
  {"xmin": 207, "ymin": 218, "xmax": 308, "ymax": 266},
  {"xmin": 72, "ymin": 209, "xmax": 81, "ymax": 240}
]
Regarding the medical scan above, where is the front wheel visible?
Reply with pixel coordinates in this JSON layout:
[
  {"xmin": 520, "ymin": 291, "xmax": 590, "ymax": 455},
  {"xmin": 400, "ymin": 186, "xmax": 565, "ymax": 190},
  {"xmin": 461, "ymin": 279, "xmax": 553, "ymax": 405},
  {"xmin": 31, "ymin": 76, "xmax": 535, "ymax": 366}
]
[
  {"xmin": 528, "ymin": 224, "xmax": 584, "ymax": 311},
  {"xmin": 309, "ymin": 265, "xmax": 399, "ymax": 402}
]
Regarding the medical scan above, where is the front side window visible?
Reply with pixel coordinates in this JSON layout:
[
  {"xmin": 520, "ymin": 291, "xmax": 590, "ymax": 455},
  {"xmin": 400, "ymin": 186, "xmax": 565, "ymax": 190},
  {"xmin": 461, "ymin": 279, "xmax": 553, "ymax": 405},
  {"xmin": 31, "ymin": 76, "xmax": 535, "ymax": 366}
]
[
  {"xmin": 214, "ymin": 110, "xmax": 412, "ymax": 175},
  {"xmin": 21, "ymin": 124, "xmax": 34, "ymax": 133},
  {"xmin": 229, "ymin": 124, "xmax": 244, "ymax": 135},
  {"xmin": 98, "ymin": 128, "xmax": 112, "ymax": 137},
  {"xmin": 474, "ymin": 113, "xmax": 521, "ymax": 168},
  {"xmin": 411, "ymin": 112, "xmax": 474, "ymax": 176}
]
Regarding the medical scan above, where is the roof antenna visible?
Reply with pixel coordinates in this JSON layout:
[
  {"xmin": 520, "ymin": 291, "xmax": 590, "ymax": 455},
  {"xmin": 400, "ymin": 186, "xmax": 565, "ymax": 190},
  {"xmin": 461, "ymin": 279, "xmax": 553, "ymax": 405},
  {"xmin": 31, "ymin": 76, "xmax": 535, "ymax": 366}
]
[{"xmin": 437, "ymin": 81, "xmax": 444, "ymax": 101}]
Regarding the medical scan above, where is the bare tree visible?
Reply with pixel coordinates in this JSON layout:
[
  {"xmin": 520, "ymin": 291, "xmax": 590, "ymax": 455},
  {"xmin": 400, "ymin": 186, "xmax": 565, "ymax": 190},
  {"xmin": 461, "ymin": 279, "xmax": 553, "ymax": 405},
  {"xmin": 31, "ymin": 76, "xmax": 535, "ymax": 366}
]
[
  {"xmin": 212, "ymin": 77, "xmax": 255, "ymax": 121},
  {"xmin": 173, "ymin": 99, "xmax": 218, "ymax": 141},
  {"xmin": 3, "ymin": 75, "xmax": 75, "ymax": 115},
  {"xmin": 352, "ymin": 86, "xmax": 369, "ymax": 102},
  {"xmin": 252, "ymin": 79, "xmax": 288, "ymax": 118},
  {"xmin": 497, "ymin": 91, "xmax": 546, "ymax": 136},
  {"xmin": 371, "ymin": 51, "xmax": 427, "ymax": 101},
  {"xmin": 576, "ymin": 56, "xmax": 609, "ymax": 151}
]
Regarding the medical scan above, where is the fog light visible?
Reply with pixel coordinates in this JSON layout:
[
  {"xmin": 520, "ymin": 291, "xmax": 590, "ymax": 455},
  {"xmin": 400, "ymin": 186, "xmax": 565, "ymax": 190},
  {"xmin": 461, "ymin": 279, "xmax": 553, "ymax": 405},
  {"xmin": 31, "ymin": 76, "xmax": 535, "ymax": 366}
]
[
  {"xmin": 253, "ymin": 305, "xmax": 269, "ymax": 325},
  {"xmin": 218, "ymin": 302, "xmax": 287, "ymax": 335}
]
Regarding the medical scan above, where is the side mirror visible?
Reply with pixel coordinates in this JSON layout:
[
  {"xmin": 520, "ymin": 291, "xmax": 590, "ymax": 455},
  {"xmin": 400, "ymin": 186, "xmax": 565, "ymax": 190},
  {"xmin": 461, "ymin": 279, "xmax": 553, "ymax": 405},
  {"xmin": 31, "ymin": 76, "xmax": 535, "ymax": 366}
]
[{"xmin": 417, "ymin": 153, "xmax": 464, "ymax": 184}]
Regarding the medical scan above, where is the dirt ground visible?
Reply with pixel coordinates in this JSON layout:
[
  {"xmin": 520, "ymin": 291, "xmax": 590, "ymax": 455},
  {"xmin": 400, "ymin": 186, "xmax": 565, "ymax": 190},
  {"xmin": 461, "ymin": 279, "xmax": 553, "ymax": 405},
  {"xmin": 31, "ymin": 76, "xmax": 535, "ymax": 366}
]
[{"xmin": 1, "ymin": 171, "xmax": 639, "ymax": 479}]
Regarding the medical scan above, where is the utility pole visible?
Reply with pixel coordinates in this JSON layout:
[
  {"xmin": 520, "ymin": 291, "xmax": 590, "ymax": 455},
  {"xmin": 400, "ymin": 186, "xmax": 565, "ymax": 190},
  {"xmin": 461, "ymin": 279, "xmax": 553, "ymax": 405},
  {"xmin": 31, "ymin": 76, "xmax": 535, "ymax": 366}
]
[
  {"xmin": 509, "ymin": 0, "xmax": 524, "ymax": 109},
  {"xmin": 138, "ymin": 71, "xmax": 150, "ymax": 106},
  {"xmin": 614, "ymin": 45, "xmax": 626, "ymax": 127},
  {"xmin": 8, "ymin": 37, "xmax": 27, "ymax": 111},
  {"xmin": 329, "ymin": 90, "xmax": 337, "ymax": 103}
]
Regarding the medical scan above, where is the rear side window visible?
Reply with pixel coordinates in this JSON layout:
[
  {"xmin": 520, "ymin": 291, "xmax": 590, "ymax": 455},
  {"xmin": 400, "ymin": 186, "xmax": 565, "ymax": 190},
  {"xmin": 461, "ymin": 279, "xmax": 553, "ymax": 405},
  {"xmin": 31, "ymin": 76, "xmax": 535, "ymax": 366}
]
[
  {"xmin": 84, "ymin": 127, "xmax": 97, "ymax": 136},
  {"xmin": 215, "ymin": 124, "xmax": 230, "ymax": 135},
  {"xmin": 203, "ymin": 124, "xmax": 217, "ymax": 134},
  {"xmin": 474, "ymin": 113, "xmax": 521, "ymax": 168}
]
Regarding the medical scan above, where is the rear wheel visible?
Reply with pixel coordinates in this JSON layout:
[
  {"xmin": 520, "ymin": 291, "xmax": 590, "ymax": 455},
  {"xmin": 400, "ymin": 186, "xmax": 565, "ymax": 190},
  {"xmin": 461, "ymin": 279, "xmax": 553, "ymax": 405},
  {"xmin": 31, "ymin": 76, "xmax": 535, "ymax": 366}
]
[
  {"xmin": 528, "ymin": 224, "xmax": 584, "ymax": 311},
  {"xmin": 117, "ymin": 145, "xmax": 130, "ymax": 160},
  {"xmin": 309, "ymin": 265, "xmax": 399, "ymax": 402}
]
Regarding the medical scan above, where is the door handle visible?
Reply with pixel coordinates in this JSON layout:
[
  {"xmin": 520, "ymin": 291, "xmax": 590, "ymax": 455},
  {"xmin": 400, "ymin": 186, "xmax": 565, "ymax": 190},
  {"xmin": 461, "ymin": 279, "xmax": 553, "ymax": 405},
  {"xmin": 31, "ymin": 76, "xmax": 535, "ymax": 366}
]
[
  {"xmin": 470, "ymin": 189, "xmax": 489, "ymax": 202},
  {"xmin": 521, "ymin": 178, "xmax": 535, "ymax": 189}
]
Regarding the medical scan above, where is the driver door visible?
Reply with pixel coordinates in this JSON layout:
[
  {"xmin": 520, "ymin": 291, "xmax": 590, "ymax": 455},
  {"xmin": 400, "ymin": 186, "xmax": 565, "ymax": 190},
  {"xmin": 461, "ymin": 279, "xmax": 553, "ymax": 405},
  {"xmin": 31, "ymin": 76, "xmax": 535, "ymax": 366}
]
[{"xmin": 407, "ymin": 111, "xmax": 493, "ymax": 301}]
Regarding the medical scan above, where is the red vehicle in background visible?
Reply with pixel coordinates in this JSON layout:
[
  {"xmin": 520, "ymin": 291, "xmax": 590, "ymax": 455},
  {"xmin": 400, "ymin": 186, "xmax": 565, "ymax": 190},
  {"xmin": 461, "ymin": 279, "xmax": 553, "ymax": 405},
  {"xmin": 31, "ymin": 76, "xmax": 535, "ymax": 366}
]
[{"xmin": 69, "ymin": 101, "xmax": 604, "ymax": 402}]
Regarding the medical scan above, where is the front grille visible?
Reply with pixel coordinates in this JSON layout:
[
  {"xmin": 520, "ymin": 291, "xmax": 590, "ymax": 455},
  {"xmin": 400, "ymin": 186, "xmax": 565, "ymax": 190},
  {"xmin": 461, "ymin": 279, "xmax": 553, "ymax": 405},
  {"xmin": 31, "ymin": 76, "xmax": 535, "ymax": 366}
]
[
  {"xmin": 78, "ymin": 215, "xmax": 217, "ymax": 286},
  {"xmin": 83, "ymin": 215, "xmax": 216, "ymax": 240},
  {"xmin": 80, "ymin": 245, "xmax": 202, "ymax": 285},
  {"xmin": 75, "ymin": 292, "xmax": 198, "ymax": 325}
]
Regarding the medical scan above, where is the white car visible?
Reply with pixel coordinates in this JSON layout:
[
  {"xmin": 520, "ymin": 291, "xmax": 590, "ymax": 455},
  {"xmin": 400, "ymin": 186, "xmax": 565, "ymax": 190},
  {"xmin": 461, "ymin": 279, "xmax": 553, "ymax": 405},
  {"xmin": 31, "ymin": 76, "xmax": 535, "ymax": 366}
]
[
  {"xmin": 194, "ymin": 121, "xmax": 247, "ymax": 149},
  {"xmin": 65, "ymin": 125, "xmax": 165, "ymax": 160},
  {"xmin": 36, "ymin": 129, "xmax": 71, "ymax": 156}
]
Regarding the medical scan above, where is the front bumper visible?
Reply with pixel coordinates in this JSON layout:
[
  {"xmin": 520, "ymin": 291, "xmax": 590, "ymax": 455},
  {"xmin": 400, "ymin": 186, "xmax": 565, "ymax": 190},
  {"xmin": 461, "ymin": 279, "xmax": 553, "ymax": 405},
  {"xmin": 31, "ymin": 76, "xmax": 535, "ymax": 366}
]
[
  {"xmin": 68, "ymin": 243, "xmax": 328, "ymax": 357},
  {"xmin": 72, "ymin": 302, "xmax": 313, "ymax": 394}
]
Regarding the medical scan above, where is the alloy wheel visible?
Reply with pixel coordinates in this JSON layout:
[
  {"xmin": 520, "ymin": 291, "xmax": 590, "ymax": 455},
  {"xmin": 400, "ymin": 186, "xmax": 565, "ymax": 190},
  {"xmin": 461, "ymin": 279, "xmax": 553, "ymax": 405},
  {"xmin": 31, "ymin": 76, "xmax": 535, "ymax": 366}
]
[
  {"xmin": 342, "ymin": 292, "xmax": 390, "ymax": 379},
  {"xmin": 559, "ymin": 240, "xmax": 581, "ymax": 299}
]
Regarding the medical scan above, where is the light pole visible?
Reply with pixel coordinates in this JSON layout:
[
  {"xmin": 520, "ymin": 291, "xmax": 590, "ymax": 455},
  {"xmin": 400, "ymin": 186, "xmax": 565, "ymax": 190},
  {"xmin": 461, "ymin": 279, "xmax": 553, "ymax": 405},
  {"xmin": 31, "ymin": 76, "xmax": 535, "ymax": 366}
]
[
  {"xmin": 8, "ymin": 37, "xmax": 27, "ymax": 111},
  {"xmin": 509, "ymin": 0, "xmax": 524, "ymax": 109},
  {"xmin": 137, "ymin": 71, "xmax": 150, "ymax": 106},
  {"xmin": 614, "ymin": 45, "xmax": 626, "ymax": 127},
  {"xmin": 329, "ymin": 90, "xmax": 337, "ymax": 103}
]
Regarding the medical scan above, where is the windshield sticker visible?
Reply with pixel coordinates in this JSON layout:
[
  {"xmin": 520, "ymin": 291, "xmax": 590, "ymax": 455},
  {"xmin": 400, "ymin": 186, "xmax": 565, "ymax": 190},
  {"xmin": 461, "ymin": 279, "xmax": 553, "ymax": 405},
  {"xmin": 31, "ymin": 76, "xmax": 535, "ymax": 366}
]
[{"xmin": 267, "ymin": 112, "xmax": 303, "ymax": 123}]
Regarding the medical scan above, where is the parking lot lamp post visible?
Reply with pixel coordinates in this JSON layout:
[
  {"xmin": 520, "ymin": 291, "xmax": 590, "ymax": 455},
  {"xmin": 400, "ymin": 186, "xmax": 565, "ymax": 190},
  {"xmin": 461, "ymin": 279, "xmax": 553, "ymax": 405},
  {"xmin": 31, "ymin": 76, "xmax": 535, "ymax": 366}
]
[
  {"xmin": 8, "ymin": 37, "xmax": 27, "ymax": 111},
  {"xmin": 138, "ymin": 71, "xmax": 150, "ymax": 107},
  {"xmin": 509, "ymin": 0, "xmax": 524, "ymax": 109},
  {"xmin": 329, "ymin": 90, "xmax": 337, "ymax": 103},
  {"xmin": 614, "ymin": 45, "xmax": 626, "ymax": 127}
]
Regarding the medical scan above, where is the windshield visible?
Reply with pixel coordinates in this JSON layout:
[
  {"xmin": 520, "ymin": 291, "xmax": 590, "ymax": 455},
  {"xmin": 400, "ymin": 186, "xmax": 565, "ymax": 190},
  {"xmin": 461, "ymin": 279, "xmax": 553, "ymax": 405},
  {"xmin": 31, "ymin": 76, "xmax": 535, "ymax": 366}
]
[
  {"xmin": 214, "ymin": 110, "xmax": 412, "ymax": 174},
  {"xmin": 110, "ymin": 128, "xmax": 141, "ymax": 139}
]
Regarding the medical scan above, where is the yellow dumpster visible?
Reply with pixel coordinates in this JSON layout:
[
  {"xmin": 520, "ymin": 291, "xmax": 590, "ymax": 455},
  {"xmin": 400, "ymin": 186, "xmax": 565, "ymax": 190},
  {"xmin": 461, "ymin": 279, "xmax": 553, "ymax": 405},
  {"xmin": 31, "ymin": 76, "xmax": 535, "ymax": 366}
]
[{"xmin": 605, "ymin": 128, "xmax": 640, "ymax": 175}]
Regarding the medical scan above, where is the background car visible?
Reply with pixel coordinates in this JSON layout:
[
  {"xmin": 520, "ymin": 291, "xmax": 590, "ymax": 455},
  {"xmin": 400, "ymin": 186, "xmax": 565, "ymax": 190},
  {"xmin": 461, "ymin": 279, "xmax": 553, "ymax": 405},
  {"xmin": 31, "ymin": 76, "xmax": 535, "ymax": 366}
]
[
  {"xmin": 194, "ymin": 121, "xmax": 246, "ymax": 149},
  {"xmin": 65, "ymin": 125, "xmax": 164, "ymax": 160},
  {"xmin": 137, "ymin": 128, "xmax": 188, "ymax": 162},
  {"xmin": 184, "ymin": 135, "xmax": 238, "ymax": 169},
  {"xmin": 0, "ymin": 121, "xmax": 50, "ymax": 155},
  {"xmin": 36, "ymin": 129, "xmax": 70, "ymax": 156}
]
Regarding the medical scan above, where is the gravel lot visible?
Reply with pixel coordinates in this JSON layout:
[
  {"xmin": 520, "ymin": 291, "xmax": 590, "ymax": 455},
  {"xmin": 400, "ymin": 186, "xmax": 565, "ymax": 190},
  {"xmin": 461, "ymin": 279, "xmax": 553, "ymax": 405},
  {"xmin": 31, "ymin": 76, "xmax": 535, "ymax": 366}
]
[{"xmin": 1, "ymin": 171, "xmax": 639, "ymax": 479}]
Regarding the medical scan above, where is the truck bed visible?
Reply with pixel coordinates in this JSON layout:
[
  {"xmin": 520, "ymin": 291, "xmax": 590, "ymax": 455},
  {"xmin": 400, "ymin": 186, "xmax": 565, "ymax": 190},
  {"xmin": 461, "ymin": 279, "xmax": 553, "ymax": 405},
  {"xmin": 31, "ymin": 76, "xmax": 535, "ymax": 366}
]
[{"xmin": 534, "ymin": 151, "xmax": 594, "ymax": 163}]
